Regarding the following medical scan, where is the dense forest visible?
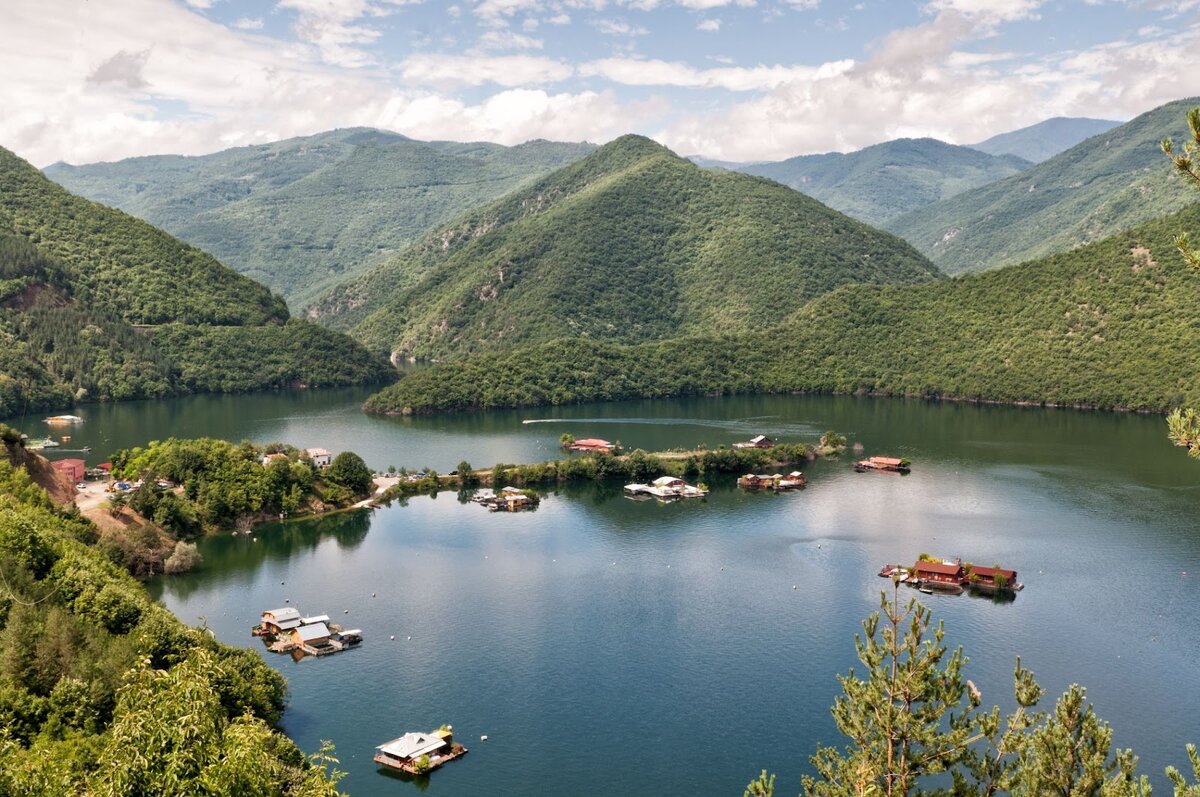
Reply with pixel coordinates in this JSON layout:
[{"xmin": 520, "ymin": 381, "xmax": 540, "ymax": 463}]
[
  {"xmin": 46, "ymin": 130, "xmax": 595, "ymax": 309},
  {"xmin": 314, "ymin": 134, "xmax": 939, "ymax": 360},
  {"xmin": 0, "ymin": 432, "xmax": 344, "ymax": 795},
  {"xmin": 0, "ymin": 148, "xmax": 393, "ymax": 417},
  {"xmin": 364, "ymin": 201, "xmax": 1200, "ymax": 415},
  {"xmin": 732, "ymin": 138, "xmax": 1030, "ymax": 226},
  {"xmin": 888, "ymin": 97, "xmax": 1199, "ymax": 275}
]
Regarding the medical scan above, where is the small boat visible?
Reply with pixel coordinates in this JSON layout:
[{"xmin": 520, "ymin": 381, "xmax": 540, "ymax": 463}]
[{"xmin": 919, "ymin": 586, "xmax": 934, "ymax": 594}]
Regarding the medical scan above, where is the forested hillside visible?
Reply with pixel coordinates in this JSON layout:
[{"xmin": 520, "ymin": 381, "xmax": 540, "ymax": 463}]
[
  {"xmin": 0, "ymin": 431, "xmax": 343, "ymax": 794},
  {"xmin": 365, "ymin": 201, "xmax": 1200, "ymax": 415},
  {"xmin": 314, "ymin": 135, "xmax": 940, "ymax": 361},
  {"xmin": 888, "ymin": 98, "xmax": 1198, "ymax": 275},
  {"xmin": 46, "ymin": 130, "xmax": 595, "ymax": 309},
  {"xmin": 0, "ymin": 147, "xmax": 392, "ymax": 417},
  {"xmin": 732, "ymin": 138, "xmax": 1030, "ymax": 225},
  {"xmin": 969, "ymin": 116, "xmax": 1121, "ymax": 162}
]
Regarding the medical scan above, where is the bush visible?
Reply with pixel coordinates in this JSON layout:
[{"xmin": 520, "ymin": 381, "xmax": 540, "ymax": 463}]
[{"xmin": 327, "ymin": 452, "xmax": 373, "ymax": 496}]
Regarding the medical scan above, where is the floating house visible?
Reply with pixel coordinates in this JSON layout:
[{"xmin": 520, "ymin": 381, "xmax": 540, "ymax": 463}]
[
  {"xmin": 43, "ymin": 415, "xmax": 83, "ymax": 425},
  {"xmin": 473, "ymin": 486, "xmax": 540, "ymax": 512},
  {"xmin": 291, "ymin": 622, "xmax": 333, "ymax": 653},
  {"xmin": 568, "ymin": 438, "xmax": 616, "ymax": 453},
  {"xmin": 260, "ymin": 607, "xmax": 303, "ymax": 635},
  {"xmin": 912, "ymin": 560, "xmax": 965, "ymax": 586},
  {"xmin": 374, "ymin": 727, "xmax": 466, "ymax": 775},
  {"xmin": 624, "ymin": 476, "xmax": 708, "ymax": 501},
  {"xmin": 305, "ymin": 448, "xmax": 332, "ymax": 468},
  {"xmin": 967, "ymin": 565, "xmax": 1021, "ymax": 592},
  {"xmin": 737, "ymin": 471, "xmax": 807, "ymax": 491},
  {"xmin": 855, "ymin": 456, "xmax": 910, "ymax": 473},
  {"xmin": 733, "ymin": 434, "xmax": 774, "ymax": 450},
  {"xmin": 52, "ymin": 458, "xmax": 86, "ymax": 483}
]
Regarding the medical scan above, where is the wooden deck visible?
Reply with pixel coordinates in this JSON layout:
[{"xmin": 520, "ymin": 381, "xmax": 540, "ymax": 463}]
[{"xmin": 374, "ymin": 743, "xmax": 468, "ymax": 775}]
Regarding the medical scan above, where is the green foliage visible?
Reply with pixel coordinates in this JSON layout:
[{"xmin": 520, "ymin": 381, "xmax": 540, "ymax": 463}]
[
  {"xmin": 314, "ymin": 135, "xmax": 939, "ymax": 359},
  {"xmin": 970, "ymin": 117, "xmax": 1121, "ymax": 163},
  {"xmin": 0, "ymin": 148, "xmax": 392, "ymax": 417},
  {"xmin": 47, "ymin": 129, "xmax": 595, "ymax": 310},
  {"xmin": 368, "ymin": 202, "xmax": 1200, "ymax": 415},
  {"xmin": 0, "ymin": 455, "xmax": 341, "ymax": 794},
  {"xmin": 412, "ymin": 754, "xmax": 431, "ymax": 774},
  {"xmin": 736, "ymin": 138, "xmax": 1030, "ymax": 226},
  {"xmin": 326, "ymin": 451, "xmax": 372, "ymax": 497},
  {"xmin": 1161, "ymin": 108, "xmax": 1200, "ymax": 270},
  {"xmin": 743, "ymin": 770, "xmax": 775, "ymax": 797},
  {"xmin": 888, "ymin": 97, "xmax": 1200, "ymax": 275},
  {"xmin": 112, "ymin": 438, "xmax": 362, "ymax": 531}
]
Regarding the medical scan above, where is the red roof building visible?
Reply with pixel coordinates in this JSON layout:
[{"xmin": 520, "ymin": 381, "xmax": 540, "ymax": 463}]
[
  {"xmin": 52, "ymin": 458, "xmax": 86, "ymax": 483},
  {"xmin": 967, "ymin": 565, "xmax": 1018, "ymax": 588},
  {"xmin": 913, "ymin": 560, "xmax": 965, "ymax": 584},
  {"xmin": 569, "ymin": 438, "xmax": 615, "ymax": 452}
]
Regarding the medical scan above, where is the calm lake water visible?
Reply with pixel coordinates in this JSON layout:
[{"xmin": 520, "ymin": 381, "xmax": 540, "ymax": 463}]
[{"xmin": 9, "ymin": 391, "xmax": 1200, "ymax": 795}]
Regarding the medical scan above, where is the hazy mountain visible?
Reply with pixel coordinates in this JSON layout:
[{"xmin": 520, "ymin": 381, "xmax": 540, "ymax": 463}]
[
  {"xmin": 970, "ymin": 117, "xmax": 1122, "ymax": 163},
  {"xmin": 886, "ymin": 97, "xmax": 1199, "ymax": 275},
  {"xmin": 726, "ymin": 138, "xmax": 1031, "ymax": 225},
  {"xmin": 45, "ymin": 130, "xmax": 596, "ymax": 309},
  {"xmin": 310, "ymin": 135, "xmax": 939, "ymax": 362}
]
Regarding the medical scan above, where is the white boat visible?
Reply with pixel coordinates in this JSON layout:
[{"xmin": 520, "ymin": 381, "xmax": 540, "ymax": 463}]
[{"xmin": 43, "ymin": 414, "xmax": 83, "ymax": 425}]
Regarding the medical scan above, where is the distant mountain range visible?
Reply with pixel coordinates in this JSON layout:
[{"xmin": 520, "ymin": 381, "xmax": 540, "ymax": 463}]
[
  {"xmin": 44, "ymin": 130, "xmax": 596, "ymax": 310},
  {"xmin": 366, "ymin": 200, "xmax": 1200, "ymax": 415},
  {"xmin": 0, "ymin": 146, "xmax": 391, "ymax": 416},
  {"xmin": 969, "ymin": 117, "xmax": 1121, "ymax": 163},
  {"xmin": 886, "ymin": 97, "xmax": 1200, "ymax": 275},
  {"xmin": 311, "ymin": 134, "xmax": 940, "ymax": 361},
  {"xmin": 726, "ymin": 139, "xmax": 1031, "ymax": 226}
]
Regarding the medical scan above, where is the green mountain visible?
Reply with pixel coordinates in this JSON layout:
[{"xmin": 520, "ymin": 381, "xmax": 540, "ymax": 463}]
[
  {"xmin": 45, "ymin": 130, "xmax": 596, "ymax": 309},
  {"xmin": 970, "ymin": 116, "xmax": 1121, "ymax": 163},
  {"xmin": 365, "ymin": 201, "xmax": 1200, "ymax": 415},
  {"xmin": 729, "ymin": 138, "xmax": 1031, "ymax": 226},
  {"xmin": 886, "ymin": 97, "xmax": 1199, "ymax": 275},
  {"xmin": 0, "ymin": 146, "xmax": 392, "ymax": 416},
  {"xmin": 312, "ymin": 135, "xmax": 941, "ymax": 361}
]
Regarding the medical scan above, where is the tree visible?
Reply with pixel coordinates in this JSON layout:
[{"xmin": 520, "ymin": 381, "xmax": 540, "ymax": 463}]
[
  {"xmin": 1165, "ymin": 107, "xmax": 1200, "ymax": 454},
  {"xmin": 1162, "ymin": 106, "xmax": 1200, "ymax": 270},
  {"xmin": 163, "ymin": 541, "xmax": 201, "ymax": 574},
  {"xmin": 412, "ymin": 754, "xmax": 431, "ymax": 774},
  {"xmin": 326, "ymin": 451, "xmax": 372, "ymax": 496},
  {"xmin": 560, "ymin": 433, "xmax": 575, "ymax": 448},
  {"xmin": 744, "ymin": 770, "xmax": 775, "ymax": 797}
]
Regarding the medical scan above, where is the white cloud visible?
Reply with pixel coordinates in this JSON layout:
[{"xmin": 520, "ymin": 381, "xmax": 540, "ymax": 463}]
[
  {"xmin": 547, "ymin": 12, "xmax": 572, "ymax": 23},
  {"xmin": 697, "ymin": 18, "xmax": 721, "ymax": 30},
  {"xmin": 580, "ymin": 56, "xmax": 853, "ymax": 90},
  {"xmin": 476, "ymin": 29, "xmax": 545, "ymax": 49},
  {"xmin": 235, "ymin": 17, "xmax": 265, "ymax": 30},
  {"xmin": 924, "ymin": 0, "xmax": 1043, "ymax": 22},
  {"xmin": 276, "ymin": 0, "xmax": 426, "ymax": 67},
  {"xmin": 184, "ymin": 0, "xmax": 214, "ymax": 8},
  {"xmin": 593, "ymin": 18, "xmax": 651, "ymax": 35},
  {"xmin": 400, "ymin": 53, "xmax": 572, "ymax": 86}
]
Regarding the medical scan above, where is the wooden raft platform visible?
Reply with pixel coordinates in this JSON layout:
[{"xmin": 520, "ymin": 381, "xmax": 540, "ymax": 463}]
[{"xmin": 374, "ymin": 742, "xmax": 468, "ymax": 775}]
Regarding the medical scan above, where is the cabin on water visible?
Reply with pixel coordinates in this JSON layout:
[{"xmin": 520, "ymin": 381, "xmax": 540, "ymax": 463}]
[
  {"xmin": 261, "ymin": 607, "xmax": 303, "ymax": 635},
  {"xmin": 733, "ymin": 434, "xmax": 774, "ymax": 450},
  {"xmin": 568, "ymin": 438, "xmax": 616, "ymax": 453},
  {"xmin": 913, "ymin": 560, "xmax": 965, "ymax": 585},
  {"xmin": 291, "ymin": 622, "xmax": 333, "ymax": 652},
  {"xmin": 374, "ymin": 727, "xmax": 466, "ymax": 775},
  {"xmin": 855, "ymin": 456, "xmax": 910, "ymax": 473},
  {"xmin": 967, "ymin": 565, "xmax": 1018, "ymax": 591}
]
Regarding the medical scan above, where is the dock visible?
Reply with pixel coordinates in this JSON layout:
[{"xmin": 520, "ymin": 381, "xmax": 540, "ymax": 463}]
[
  {"xmin": 737, "ymin": 471, "xmax": 807, "ymax": 491},
  {"xmin": 254, "ymin": 608, "xmax": 362, "ymax": 657},
  {"xmin": 855, "ymin": 456, "xmax": 911, "ymax": 473},
  {"xmin": 878, "ymin": 558, "xmax": 1024, "ymax": 596}
]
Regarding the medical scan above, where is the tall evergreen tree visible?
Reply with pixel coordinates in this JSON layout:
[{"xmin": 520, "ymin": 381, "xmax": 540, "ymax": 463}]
[{"xmin": 1164, "ymin": 107, "xmax": 1200, "ymax": 455}]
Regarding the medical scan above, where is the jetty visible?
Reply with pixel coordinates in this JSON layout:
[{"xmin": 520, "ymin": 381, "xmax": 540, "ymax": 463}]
[
  {"xmin": 879, "ymin": 557, "xmax": 1023, "ymax": 595},
  {"xmin": 737, "ymin": 471, "xmax": 807, "ymax": 491},
  {"xmin": 374, "ymin": 726, "xmax": 467, "ymax": 775},
  {"xmin": 253, "ymin": 607, "xmax": 362, "ymax": 656},
  {"xmin": 624, "ymin": 476, "xmax": 708, "ymax": 501},
  {"xmin": 855, "ymin": 456, "xmax": 911, "ymax": 473}
]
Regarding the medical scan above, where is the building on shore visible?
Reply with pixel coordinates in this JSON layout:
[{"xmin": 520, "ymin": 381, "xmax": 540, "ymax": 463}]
[
  {"xmin": 305, "ymin": 448, "xmax": 332, "ymax": 468},
  {"xmin": 52, "ymin": 458, "xmax": 86, "ymax": 483},
  {"xmin": 733, "ymin": 434, "xmax": 774, "ymax": 450}
]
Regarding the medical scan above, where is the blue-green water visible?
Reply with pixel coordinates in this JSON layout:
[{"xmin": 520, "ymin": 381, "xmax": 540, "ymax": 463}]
[{"xmin": 12, "ymin": 391, "xmax": 1197, "ymax": 795}]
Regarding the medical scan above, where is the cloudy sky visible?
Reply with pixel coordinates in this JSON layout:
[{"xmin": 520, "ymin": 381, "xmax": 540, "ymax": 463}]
[{"xmin": 4, "ymin": 0, "xmax": 1199, "ymax": 166}]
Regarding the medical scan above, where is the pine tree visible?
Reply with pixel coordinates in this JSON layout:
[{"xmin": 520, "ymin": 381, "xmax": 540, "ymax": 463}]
[{"xmin": 1164, "ymin": 106, "xmax": 1200, "ymax": 455}]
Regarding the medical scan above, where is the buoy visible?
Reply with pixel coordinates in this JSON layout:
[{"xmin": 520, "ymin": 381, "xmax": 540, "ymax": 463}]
[
  {"xmin": 407, "ymin": 635, "xmax": 411, "ymax": 640},
  {"xmin": 390, "ymin": 635, "xmax": 395, "ymax": 640},
  {"xmin": 285, "ymin": 598, "xmax": 289, "ymax": 603},
  {"xmin": 344, "ymin": 609, "xmax": 349, "ymax": 614},
  {"xmin": 281, "ymin": 581, "xmax": 285, "ymax": 585},
  {"xmin": 481, "ymin": 735, "xmax": 488, "ymax": 741},
  {"xmin": 792, "ymin": 585, "xmax": 797, "ymax": 590}
]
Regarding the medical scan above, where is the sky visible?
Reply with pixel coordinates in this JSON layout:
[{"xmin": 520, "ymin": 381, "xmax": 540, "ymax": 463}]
[{"xmin": 3, "ymin": 0, "xmax": 1199, "ymax": 166}]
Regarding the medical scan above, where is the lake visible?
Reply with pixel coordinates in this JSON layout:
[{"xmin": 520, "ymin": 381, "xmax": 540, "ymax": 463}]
[{"xmin": 9, "ymin": 391, "xmax": 1200, "ymax": 795}]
